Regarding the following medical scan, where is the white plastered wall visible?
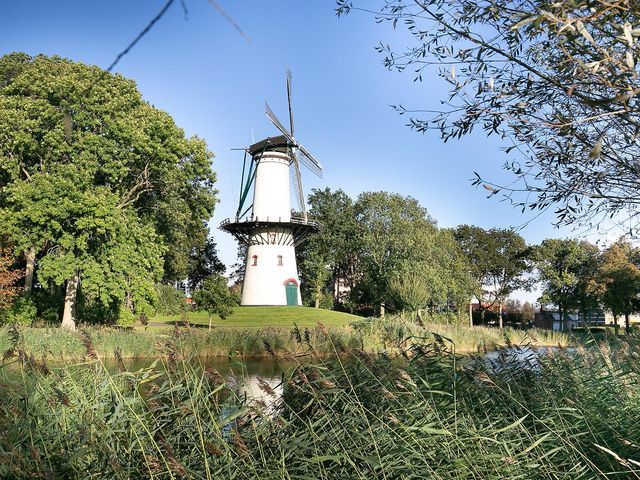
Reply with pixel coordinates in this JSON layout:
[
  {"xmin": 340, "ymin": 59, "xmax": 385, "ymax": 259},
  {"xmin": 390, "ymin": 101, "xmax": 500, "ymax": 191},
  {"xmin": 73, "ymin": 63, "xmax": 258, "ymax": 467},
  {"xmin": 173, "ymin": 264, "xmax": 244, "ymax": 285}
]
[
  {"xmin": 241, "ymin": 233, "xmax": 302, "ymax": 306},
  {"xmin": 251, "ymin": 151, "xmax": 291, "ymax": 222}
]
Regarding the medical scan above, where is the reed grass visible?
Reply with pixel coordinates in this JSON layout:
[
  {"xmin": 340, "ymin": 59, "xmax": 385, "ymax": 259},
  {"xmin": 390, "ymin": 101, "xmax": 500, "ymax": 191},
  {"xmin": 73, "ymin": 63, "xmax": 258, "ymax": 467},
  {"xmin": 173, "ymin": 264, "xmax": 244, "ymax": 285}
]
[
  {"xmin": 354, "ymin": 316, "xmax": 571, "ymax": 353},
  {"xmin": 0, "ymin": 319, "xmax": 571, "ymax": 360},
  {"xmin": 0, "ymin": 324, "xmax": 364, "ymax": 360},
  {"xmin": 0, "ymin": 325, "xmax": 638, "ymax": 478}
]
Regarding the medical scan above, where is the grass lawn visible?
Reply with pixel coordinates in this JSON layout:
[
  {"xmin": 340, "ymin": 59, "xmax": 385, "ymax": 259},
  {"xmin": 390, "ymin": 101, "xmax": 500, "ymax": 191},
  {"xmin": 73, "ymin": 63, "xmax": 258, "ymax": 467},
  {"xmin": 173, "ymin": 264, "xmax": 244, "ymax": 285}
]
[{"xmin": 153, "ymin": 306, "xmax": 363, "ymax": 328}]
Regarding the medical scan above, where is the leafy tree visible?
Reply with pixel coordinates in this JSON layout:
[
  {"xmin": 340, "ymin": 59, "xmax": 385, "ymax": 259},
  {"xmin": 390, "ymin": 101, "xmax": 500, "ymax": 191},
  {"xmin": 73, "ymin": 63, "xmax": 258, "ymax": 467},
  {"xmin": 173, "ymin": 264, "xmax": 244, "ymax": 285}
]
[
  {"xmin": 534, "ymin": 239, "xmax": 599, "ymax": 330},
  {"xmin": 192, "ymin": 274, "xmax": 239, "ymax": 329},
  {"xmin": 298, "ymin": 188, "xmax": 359, "ymax": 308},
  {"xmin": 187, "ymin": 237, "xmax": 225, "ymax": 292},
  {"xmin": 454, "ymin": 226, "xmax": 531, "ymax": 327},
  {"xmin": 337, "ymin": 1, "xmax": 640, "ymax": 231},
  {"xmin": 0, "ymin": 54, "xmax": 217, "ymax": 328},
  {"xmin": 387, "ymin": 270, "xmax": 431, "ymax": 313},
  {"xmin": 521, "ymin": 301, "xmax": 535, "ymax": 325},
  {"xmin": 298, "ymin": 189, "xmax": 474, "ymax": 317},
  {"xmin": 155, "ymin": 283, "xmax": 186, "ymax": 316},
  {"xmin": 354, "ymin": 192, "xmax": 438, "ymax": 315},
  {"xmin": 594, "ymin": 240, "xmax": 640, "ymax": 334}
]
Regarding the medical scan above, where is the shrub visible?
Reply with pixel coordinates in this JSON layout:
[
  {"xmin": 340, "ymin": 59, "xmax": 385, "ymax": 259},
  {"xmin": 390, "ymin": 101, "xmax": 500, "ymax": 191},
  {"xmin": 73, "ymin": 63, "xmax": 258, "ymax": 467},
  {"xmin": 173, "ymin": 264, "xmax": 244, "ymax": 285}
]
[
  {"xmin": 116, "ymin": 308, "xmax": 136, "ymax": 327},
  {"xmin": 155, "ymin": 283, "xmax": 185, "ymax": 315},
  {"xmin": 2, "ymin": 296, "xmax": 36, "ymax": 325}
]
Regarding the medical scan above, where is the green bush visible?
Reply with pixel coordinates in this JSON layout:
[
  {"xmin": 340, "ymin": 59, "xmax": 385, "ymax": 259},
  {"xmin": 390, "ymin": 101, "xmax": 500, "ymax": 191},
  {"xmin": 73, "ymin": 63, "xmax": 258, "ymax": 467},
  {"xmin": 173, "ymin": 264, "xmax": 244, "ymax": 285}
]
[
  {"xmin": 116, "ymin": 308, "xmax": 136, "ymax": 327},
  {"xmin": 155, "ymin": 283, "xmax": 185, "ymax": 315},
  {"xmin": 2, "ymin": 297, "xmax": 37, "ymax": 325}
]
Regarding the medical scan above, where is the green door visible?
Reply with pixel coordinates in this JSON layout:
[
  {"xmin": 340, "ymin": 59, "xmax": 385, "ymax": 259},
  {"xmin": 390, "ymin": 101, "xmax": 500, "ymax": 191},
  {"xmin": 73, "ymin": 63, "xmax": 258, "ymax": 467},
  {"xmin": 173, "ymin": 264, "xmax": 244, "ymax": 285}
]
[{"xmin": 285, "ymin": 281, "xmax": 298, "ymax": 306}]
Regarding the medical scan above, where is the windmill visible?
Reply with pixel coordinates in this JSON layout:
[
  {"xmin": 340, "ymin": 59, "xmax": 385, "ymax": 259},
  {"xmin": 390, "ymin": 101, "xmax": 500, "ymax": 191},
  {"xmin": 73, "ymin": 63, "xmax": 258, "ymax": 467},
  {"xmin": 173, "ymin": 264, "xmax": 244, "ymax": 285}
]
[{"xmin": 220, "ymin": 68, "xmax": 322, "ymax": 306}]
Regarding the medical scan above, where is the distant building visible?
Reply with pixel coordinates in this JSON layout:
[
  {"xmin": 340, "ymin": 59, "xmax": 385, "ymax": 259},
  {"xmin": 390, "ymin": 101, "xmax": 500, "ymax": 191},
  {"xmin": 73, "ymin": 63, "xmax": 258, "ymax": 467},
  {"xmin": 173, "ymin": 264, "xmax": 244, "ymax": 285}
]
[{"xmin": 534, "ymin": 310, "xmax": 605, "ymax": 331}]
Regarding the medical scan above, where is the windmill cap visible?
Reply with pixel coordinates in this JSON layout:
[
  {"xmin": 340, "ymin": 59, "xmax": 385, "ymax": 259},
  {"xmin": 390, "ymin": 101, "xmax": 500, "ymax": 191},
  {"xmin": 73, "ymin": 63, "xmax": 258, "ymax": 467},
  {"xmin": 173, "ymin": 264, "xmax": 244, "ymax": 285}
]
[{"xmin": 248, "ymin": 135, "xmax": 292, "ymax": 156}]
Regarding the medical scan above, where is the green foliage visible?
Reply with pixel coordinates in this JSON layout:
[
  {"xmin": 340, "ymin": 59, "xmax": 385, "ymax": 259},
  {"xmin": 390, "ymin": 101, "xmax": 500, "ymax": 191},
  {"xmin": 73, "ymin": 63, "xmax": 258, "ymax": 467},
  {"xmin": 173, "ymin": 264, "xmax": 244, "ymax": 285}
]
[
  {"xmin": 298, "ymin": 188, "xmax": 359, "ymax": 307},
  {"xmin": 454, "ymin": 226, "xmax": 531, "ymax": 310},
  {"xmin": 192, "ymin": 274, "xmax": 238, "ymax": 320},
  {"xmin": 116, "ymin": 307, "xmax": 137, "ymax": 327},
  {"xmin": 535, "ymin": 239, "xmax": 601, "ymax": 325},
  {"xmin": 5, "ymin": 328, "xmax": 634, "ymax": 478},
  {"xmin": 155, "ymin": 283, "xmax": 186, "ymax": 315},
  {"xmin": 299, "ymin": 190, "xmax": 475, "ymax": 316},
  {"xmin": 0, "ymin": 53, "xmax": 218, "ymax": 325},
  {"xmin": 594, "ymin": 240, "xmax": 640, "ymax": 330},
  {"xmin": 338, "ymin": 1, "xmax": 640, "ymax": 232},
  {"xmin": 2, "ymin": 296, "xmax": 36, "ymax": 325},
  {"xmin": 187, "ymin": 237, "xmax": 225, "ymax": 291}
]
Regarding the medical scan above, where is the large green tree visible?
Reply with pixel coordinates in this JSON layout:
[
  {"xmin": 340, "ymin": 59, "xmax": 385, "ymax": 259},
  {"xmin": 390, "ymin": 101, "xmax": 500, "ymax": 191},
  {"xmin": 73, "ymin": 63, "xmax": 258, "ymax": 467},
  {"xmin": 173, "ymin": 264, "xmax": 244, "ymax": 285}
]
[
  {"xmin": 0, "ymin": 53, "xmax": 217, "ymax": 328},
  {"xmin": 453, "ymin": 226, "xmax": 531, "ymax": 327},
  {"xmin": 534, "ymin": 239, "xmax": 600, "ymax": 330},
  {"xmin": 187, "ymin": 237, "xmax": 225, "ymax": 292},
  {"xmin": 299, "ymin": 189, "xmax": 474, "ymax": 317},
  {"xmin": 354, "ymin": 192, "xmax": 437, "ymax": 315},
  {"xmin": 594, "ymin": 240, "xmax": 640, "ymax": 334},
  {"xmin": 338, "ymin": 1, "xmax": 640, "ymax": 232},
  {"xmin": 298, "ymin": 188, "xmax": 359, "ymax": 309}
]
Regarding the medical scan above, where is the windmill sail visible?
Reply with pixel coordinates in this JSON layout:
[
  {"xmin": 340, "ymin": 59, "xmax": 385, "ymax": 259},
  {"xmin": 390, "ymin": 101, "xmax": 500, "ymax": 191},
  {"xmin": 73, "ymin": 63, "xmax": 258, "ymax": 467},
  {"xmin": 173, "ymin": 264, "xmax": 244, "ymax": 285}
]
[
  {"xmin": 263, "ymin": 68, "xmax": 322, "ymax": 218},
  {"xmin": 265, "ymin": 102, "xmax": 292, "ymax": 140},
  {"xmin": 290, "ymin": 153, "xmax": 305, "ymax": 213},
  {"xmin": 286, "ymin": 67, "xmax": 295, "ymax": 137}
]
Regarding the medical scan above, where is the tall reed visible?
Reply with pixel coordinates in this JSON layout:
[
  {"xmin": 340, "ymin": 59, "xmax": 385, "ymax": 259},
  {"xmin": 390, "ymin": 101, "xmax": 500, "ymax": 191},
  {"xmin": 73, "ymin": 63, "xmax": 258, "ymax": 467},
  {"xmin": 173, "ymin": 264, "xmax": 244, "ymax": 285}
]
[{"xmin": 1, "ymin": 326, "xmax": 638, "ymax": 478}]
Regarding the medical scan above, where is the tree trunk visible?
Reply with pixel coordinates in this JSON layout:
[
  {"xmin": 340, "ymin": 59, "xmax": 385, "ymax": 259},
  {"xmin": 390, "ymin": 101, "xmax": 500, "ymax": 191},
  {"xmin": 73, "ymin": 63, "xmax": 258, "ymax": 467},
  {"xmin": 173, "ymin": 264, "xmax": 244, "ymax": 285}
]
[
  {"xmin": 468, "ymin": 300, "xmax": 473, "ymax": 327},
  {"xmin": 208, "ymin": 313, "xmax": 212, "ymax": 331},
  {"xmin": 559, "ymin": 303, "xmax": 564, "ymax": 331},
  {"xmin": 61, "ymin": 273, "xmax": 79, "ymax": 330},
  {"xmin": 379, "ymin": 302, "xmax": 385, "ymax": 318},
  {"xmin": 314, "ymin": 283, "xmax": 321, "ymax": 309},
  {"xmin": 498, "ymin": 301, "xmax": 503, "ymax": 329},
  {"xmin": 625, "ymin": 313, "xmax": 630, "ymax": 335},
  {"xmin": 613, "ymin": 313, "xmax": 619, "ymax": 336},
  {"xmin": 24, "ymin": 246, "xmax": 36, "ymax": 296}
]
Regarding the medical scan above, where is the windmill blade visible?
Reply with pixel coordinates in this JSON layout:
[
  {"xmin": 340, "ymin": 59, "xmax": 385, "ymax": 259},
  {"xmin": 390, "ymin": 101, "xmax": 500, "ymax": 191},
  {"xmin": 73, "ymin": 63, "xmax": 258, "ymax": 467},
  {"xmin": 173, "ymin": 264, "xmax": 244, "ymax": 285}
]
[
  {"xmin": 290, "ymin": 151, "xmax": 305, "ymax": 214},
  {"xmin": 265, "ymin": 101, "xmax": 292, "ymax": 139},
  {"xmin": 286, "ymin": 67, "xmax": 295, "ymax": 137},
  {"xmin": 297, "ymin": 144, "xmax": 323, "ymax": 178}
]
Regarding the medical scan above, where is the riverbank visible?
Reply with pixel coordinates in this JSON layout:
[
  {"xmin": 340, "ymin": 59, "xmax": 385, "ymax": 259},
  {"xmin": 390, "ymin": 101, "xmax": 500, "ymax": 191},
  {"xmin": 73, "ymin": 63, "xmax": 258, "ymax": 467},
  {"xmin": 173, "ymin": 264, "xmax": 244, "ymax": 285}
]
[
  {"xmin": 1, "ymin": 332, "xmax": 637, "ymax": 478},
  {"xmin": 0, "ymin": 318, "xmax": 572, "ymax": 360}
]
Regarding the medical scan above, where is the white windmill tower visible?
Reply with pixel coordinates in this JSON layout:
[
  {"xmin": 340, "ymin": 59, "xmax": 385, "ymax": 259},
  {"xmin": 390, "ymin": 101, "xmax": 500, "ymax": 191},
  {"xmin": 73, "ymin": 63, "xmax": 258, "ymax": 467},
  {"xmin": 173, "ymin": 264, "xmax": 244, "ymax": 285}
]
[{"xmin": 220, "ymin": 68, "xmax": 322, "ymax": 306}]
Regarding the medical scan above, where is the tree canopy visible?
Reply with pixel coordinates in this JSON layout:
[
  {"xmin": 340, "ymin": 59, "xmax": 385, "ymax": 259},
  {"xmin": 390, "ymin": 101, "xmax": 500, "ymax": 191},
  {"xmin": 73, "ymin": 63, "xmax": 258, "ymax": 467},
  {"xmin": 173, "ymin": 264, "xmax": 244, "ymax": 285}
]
[
  {"xmin": 453, "ymin": 226, "xmax": 531, "ymax": 326},
  {"xmin": 337, "ymin": 0, "xmax": 640, "ymax": 232},
  {"xmin": 0, "ymin": 53, "xmax": 217, "ymax": 328},
  {"xmin": 193, "ymin": 274, "xmax": 239, "ymax": 326},
  {"xmin": 534, "ymin": 239, "xmax": 600, "ymax": 328},
  {"xmin": 594, "ymin": 240, "xmax": 640, "ymax": 333},
  {"xmin": 299, "ymin": 189, "xmax": 474, "ymax": 317}
]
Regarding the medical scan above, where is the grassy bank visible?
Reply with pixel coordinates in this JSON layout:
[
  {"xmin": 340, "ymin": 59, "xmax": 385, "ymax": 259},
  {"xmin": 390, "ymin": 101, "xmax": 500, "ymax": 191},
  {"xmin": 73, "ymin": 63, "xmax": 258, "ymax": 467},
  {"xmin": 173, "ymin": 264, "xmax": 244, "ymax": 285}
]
[
  {"xmin": 1, "ymin": 332, "xmax": 638, "ymax": 478},
  {"xmin": 153, "ymin": 306, "xmax": 363, "ymax": 328},
  {"xmin": 0, "ymin": 316, "xmax": 572, "ymax": 360}
]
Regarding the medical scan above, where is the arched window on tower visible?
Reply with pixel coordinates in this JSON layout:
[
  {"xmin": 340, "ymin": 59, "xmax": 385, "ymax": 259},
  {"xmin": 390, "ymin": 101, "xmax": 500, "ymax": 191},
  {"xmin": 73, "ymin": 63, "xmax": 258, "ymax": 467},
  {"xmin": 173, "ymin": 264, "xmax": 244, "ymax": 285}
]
[
  {"xmin": 251, "ymin": 255, "xmax": 258, "ymax": 266},
  {"xmin": 277, "ymin": 255, "xmax": 283, "ymax": 266}
]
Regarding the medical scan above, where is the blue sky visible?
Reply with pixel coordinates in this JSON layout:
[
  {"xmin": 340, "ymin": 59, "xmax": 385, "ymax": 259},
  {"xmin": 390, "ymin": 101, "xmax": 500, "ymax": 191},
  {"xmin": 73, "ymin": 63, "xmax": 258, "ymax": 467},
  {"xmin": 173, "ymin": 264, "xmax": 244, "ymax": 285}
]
[{"xmin": 1, "ymin": 0, "xmax": 602, "ymax": 301}]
